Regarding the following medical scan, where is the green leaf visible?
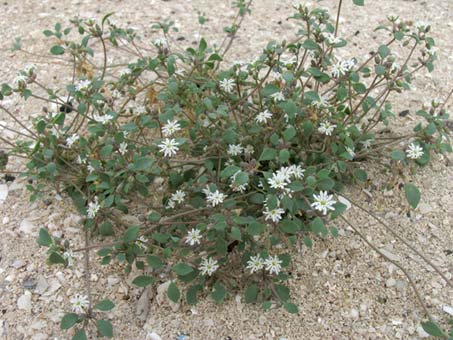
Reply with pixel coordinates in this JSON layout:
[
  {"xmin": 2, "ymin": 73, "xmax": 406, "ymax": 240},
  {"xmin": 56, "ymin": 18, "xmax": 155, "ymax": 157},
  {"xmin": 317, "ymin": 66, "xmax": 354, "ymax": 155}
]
[
  {"xmin": 50, "ymin": 45, "xmax": 65, "ymax": 55},
  {"xmin": 390, "ymin": 150, "xmax": 405, "ymax": 161},
  {"xmin": 60, "ymin": 313, "xmax": 79, "ymax": 330},
  {"xmin": 302, "ymin": 39, "xmax": 318, "ymax": 50},
  {"xmin": 167, "ymin": 282, "xmax": 181, "ymax": 303},
  {"xmin": 262, "ymin": 301, "xmax": 272, "ymax": 311},
  {"xmin": 147, "ymin": 255, "xmax": 164, "ymax": 269},
  {"xmin": 352, "ymin": 0, "xmax": 364, "ymax": 5},
  {"xmin": 245, "ymin": 284, "xmax": 258, "ymax": 303},
  {"xmin": 274, "ymin": 284, "xmax": 290, "ymax": 302},
  {"xmin": 279, "ymin": 219, "xmax": 299, "ymax": 234},
  {"xmin": 404, "ymin": 183, "xmax": 420, "ymax": 209},
  {"xmin": 353, "ymin": 168, "xmax": 368, "ymax": 182},
  {"xmin": 283, "ymin": 126, "xmax": 296, "ymax": 141},
  {"xmin": 132, "ymin": 275, "xmax": 154, "ymax": 287},
  {"xmin": 421, "ymin": 321, "xmax": 445, "ymax": 337},
  {"xmin": 211, "ymin": 282, "xmax": 227, "ymax": 304},
  {"xmin": 173, "ymin": 263, "xmax": 194, "ymax": 276},
  {"xmin": 247, "ymin": 221, "xmax": 265, "ymax": 236},
  {"xmin": 37, "ymin": 228, "xmax": 52, "ymax": 247},
  {"xmin": 72, "ymin": 329, "xmax": 87, "ymax": 340},
  {"xmin": 283, "ymin": 302, "xmax": 299, "ymax": 314},
  {"xmin": 48, "ymin": 251, "xmax": 66, "ymax": 265},
  {"xmin": 311, "ymin": 217, "xmax": 328, "ymax": 237},
  {"xmin": 378, "ymin": 45, "xmax": 390, "ymax": 58},
  {"xmin": 96, "ymin": 320, "xmax": 113, "ymax": 338},
  {"xmin": 186, "ymin": 285, "xmax": 201, "ymax": 305},
  {"xmin": 259, "ymin": 147, "xmax": 277, "ymax": 161},
  {"xmin": 95, "ymin": 300, "xmax": 115, "ymax": 311},
  {"xmin": 123, "ymin": 226, "xmax": 140, "ymax": 243}
]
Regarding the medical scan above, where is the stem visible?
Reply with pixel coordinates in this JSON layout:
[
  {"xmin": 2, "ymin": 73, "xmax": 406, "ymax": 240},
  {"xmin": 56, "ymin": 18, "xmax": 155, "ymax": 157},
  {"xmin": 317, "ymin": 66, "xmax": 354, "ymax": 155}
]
[
  {"xmin": 337, "ymin": 192, "xmax": 452, "ymax": 287},
  {"xmin": 339, "ymin": 215, "xmax": 432, "ymax": 320},
  {"xmin": 334, "ymin": 0, "xmax": 343, "ymax": 37}
]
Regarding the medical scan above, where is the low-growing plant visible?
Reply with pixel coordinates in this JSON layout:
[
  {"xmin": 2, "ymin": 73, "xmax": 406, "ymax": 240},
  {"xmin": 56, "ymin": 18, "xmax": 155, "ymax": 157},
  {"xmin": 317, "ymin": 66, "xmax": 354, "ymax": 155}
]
[{"xmin": 1, "ymin": 0, "xmax": 452, "ymax": 338}]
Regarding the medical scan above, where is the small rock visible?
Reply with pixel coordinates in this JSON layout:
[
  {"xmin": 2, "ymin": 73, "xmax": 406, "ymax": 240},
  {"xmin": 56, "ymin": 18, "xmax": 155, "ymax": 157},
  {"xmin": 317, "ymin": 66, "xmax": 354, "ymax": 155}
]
[
  {"xmin": 350, "ymin": 308, "xmax": 359, "ymax": 319},
  {"xmin": 23, "ymin": 276, "xmax": 37, "ymax": 290},
  {"xmin": 443, "ymin": 305, "xmax": 453, "ymax": 316},
  {"xmin": 386, "ymin": 278, "xmax": 396, "ymax": 287},
  {"xmin": 147, "ymin": 332, "xmax": 162, "ymax": 340},
  {"xmin": 17, "ymin": 291, "xmax": 32, "ymax": 312},
  {"xmin": 398, "ymin": 109, "xmax": 410, "ymax": 117},
  {"xmin": 418, "ymin": 203, "xmax": 432, "ymax": 214},
  {"xmin": 0, "ymin": 184, "xmax": 8, "ymax": 201},
  {"xmin": 12, "ymin": 259, "xmax": 26, "ymax": 269},
  {"xmin": 35, "ymin": 275, "xmax": 49, "ymax": 295},
  {"xmin": 19, "ymin": 219, "xmax": 36, "ymax": 234}
]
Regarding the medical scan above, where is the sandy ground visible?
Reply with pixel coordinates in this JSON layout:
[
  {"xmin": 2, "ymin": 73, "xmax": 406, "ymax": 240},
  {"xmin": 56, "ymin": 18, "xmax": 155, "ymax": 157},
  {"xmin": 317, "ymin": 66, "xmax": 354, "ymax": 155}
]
[{"xmin": 1, "ymin": 0, "xmax": 453, "ymax": 339}]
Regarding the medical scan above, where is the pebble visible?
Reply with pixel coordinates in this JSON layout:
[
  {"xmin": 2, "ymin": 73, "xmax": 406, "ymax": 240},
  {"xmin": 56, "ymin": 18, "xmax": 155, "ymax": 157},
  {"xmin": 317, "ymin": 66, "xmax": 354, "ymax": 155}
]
[
  {"xmin": 147, "ymin": 332, "xmax": 162, "ymax": 340},
  {"xmin": 17, "ymin": 291, "xmax": 32, "ymax": 312},
  {"xmin": 35, "ymin": 275, "xmax": 49, "ymax": 295},
  {"xmin": 0, "ymin": 184, "xmax": 8, "ymax": 201},
  {"xmin": 19, "ymin": 218, "xmax": 36, "ymax": 234},
  {"xmin": 418, "ymin": 202, "xmax": 433, "ymax": 214},
  {"xmin": 443, "ymin": 305, "xmax": 453, "ymax": 316},
  {"xmin": 386, "ymin": 278, "xmax": 396, "ymax": 287}
]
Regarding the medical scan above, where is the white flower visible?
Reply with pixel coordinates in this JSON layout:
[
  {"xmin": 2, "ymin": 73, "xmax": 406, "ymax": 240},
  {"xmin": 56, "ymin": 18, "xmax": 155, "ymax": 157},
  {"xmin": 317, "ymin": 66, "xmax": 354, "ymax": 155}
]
[
  {"xmin": 87, "ymin": 164, "xmax": 95, "ymax": 173},
  {"xmin": 246, "ymin": 255, "xmax": 265, "ymax": 273},
  {"xmin": 154, "ymin": 38, "xmax": 168, "ymax": 48},
  {"xmin": 171, "ymin": 190, "xmax": 186, "ymax": 204},
  {"xmin": 244, "ymin": 145, "xmax": 255, "ymax": 157},
  {"xmin": 264, "ymin": 255, "xmax": 282, "ymax": 275},
  {"xmin": 390, "ymin": 62, "xmax": 400, "ymax": 73},
  {"xmin": 119, "ymin": 68, "xmax": 132, "ymax": 77},
  {"xmin": 414, "ymin": 21, "xmax": 429, "ymax": 31},
  {"xmin": 134, "ymin": 104, "xmax": 147, "ymax": 115},
  {"xmin": 406, "ymin": 143, "xmax": 424, "ymax": 159},
  {"xmin": 360, "ymin": 139, "xmax": 373, "ymax": 149},
  {"xmin": 13, "ymin": 73, "xmax": 28, "ymax": 87},
  {"xmin": 346, "ymin": 147, "xmax": 355, "ymax": 159},
  {"xmin": 288, "ymin": 164, "xmax": 305, "ymax": 179},
  {"xmin": 93, "ymin": 114, "xmax": 113, "ymax": 124},
  {"xmin": 332, "ymin": 59, "xmax": 355, "ymax": 78},
  {"xmin": 87, "ymin": 196, "xmax": 100, "ymax": 218},
  {"xmin": 219, "ymin": 78, "xmax": 235, "ymax": 93},
  {"xmin": 318, "ymin": 121, "xmax": 336, "ymax": 136},
  {"xmin": 136, "ymin": 236, "xmax": 148, "ymax": 250},
  {"xmin": 199, "ymin": 257, "xmax": 219, "ymax": 276},
  {"xmin": 185, "ymin": 228, "xmax": 202, "ymax": 246},
  {"xmin": 162, "ymin": 120, "xmax": 181, "ymax": 137},
  {"xmin": 227, "ymin": 144, "xmax": 244, "ymax": 156},
  {"xmin": 314, "ymin": 95, "xmax": 329, "ymax": 108},
  {"xmin": 118, "ymin": 142, "xmax": 128, "ymax": 155},
  {"xmin": 270, "ymin": 91, "xmax": 285, "ymax": 102},
  {"xmin": 322, "ymin": 32, "xmax": 342, "ymax": 45},
  {"xmin": 111, "ymin": 89, "xmax": 121, "ymax": 99},
  {"xmin": 205, "ymin": 189, "xmax": 227, "ymax": 207},
  {"xmin": 70, "ymin": 294, "xmax": 89, "ymax": 314},
  {"xmin": 263, "ymin": 206, "xmax": 285, "ymax": 223},
  {"xmin": 158, "ymin": 138, "xmax": 180, "ymax": 157},
  {"xmin": 311, "ymin": 191, "xmax": 336, "ymax": 215},
  {"xmin": 76, "ymin": 155, "xmax": 86, "ymax": 165},
  {"xmin": 63, "ymin": 250, "xmax": 75, "ymax": 267},
  {"xmin": 230, "ymin": 171, "xmax": 248, "ymax": 193},
  {"xmin": 75, "ymin": 79, "xmax": 91, "ymax": 91},
  {"xmin": 66, "ymin": 134, "xmax": 79, "ymax": 147},
  {"xmin": 255, "ymin": 110, "xmax": 273, "ymax": 124},
  {"xmin": 425, "ymin": 46, "xmax": 437, "ymax": 56},
  {"xmin": 268, "ymin": 172, "xmax": 289, "ymax": 190},
  {"xmin": 282, "ymin": 56, "xmax": 297, "ymax": 65},
  {"xmin": 166, "ymin": 199, "xmax": 176, "ymax": 209},
  {"xmin": 23, "ymin": 63, "xmax": 36, "ymax": 74}
]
